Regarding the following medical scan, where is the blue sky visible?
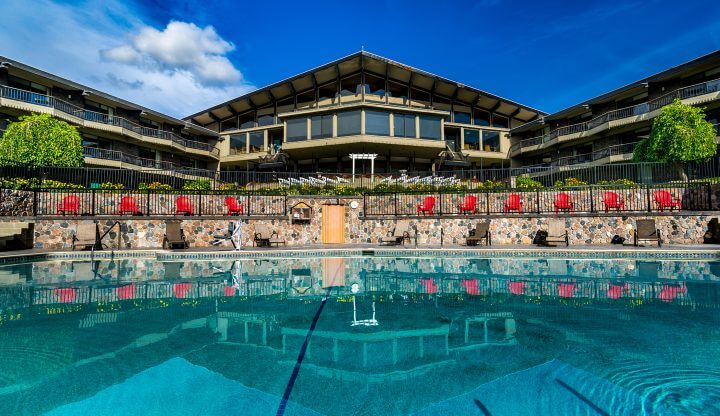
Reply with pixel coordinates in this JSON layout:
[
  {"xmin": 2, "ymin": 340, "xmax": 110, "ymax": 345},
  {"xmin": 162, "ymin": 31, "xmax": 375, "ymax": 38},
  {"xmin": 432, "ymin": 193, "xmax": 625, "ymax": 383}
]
[{"xmin": 1, "ymin": 0, "xmax": 720, "ymax": 118}]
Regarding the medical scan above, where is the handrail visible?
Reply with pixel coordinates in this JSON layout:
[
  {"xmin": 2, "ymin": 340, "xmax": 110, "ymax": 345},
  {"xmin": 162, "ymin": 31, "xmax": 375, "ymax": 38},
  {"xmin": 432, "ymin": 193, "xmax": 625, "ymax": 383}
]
[
  {"xmin": 0, "ymin": 85, "xmax": 220, "ymax": 156},
  {"xmin": 99, "ymin": 220, "xmax": 121, "ymax": 243},
  {"xmin": 550, "ymin": 142, "xmax": 638, "ymax": 167},
  {"xmin": 514, "ymin": 77, "xmax": 720, "ymax": 151}
]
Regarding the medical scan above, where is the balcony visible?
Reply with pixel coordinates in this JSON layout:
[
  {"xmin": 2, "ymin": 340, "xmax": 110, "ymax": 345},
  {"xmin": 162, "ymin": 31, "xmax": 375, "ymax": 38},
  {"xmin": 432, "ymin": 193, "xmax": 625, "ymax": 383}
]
[
  {"xmin": 550, "ymin": 142, "xmax": 638, "ymax": 167},
  {"xmin": 0, "ymin": 85, "xmax": 220, "ymax": 157},
  {"xmin": 513, "ymin": 77, "xmax": 720, "ymax": 154}
]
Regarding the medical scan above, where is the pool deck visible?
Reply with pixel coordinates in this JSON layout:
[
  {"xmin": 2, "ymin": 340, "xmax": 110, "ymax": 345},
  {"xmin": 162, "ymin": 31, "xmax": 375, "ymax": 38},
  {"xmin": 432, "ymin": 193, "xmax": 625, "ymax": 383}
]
[{"xmin": 0, "ymin": 243, "xmax": 719, "ymax": 264}]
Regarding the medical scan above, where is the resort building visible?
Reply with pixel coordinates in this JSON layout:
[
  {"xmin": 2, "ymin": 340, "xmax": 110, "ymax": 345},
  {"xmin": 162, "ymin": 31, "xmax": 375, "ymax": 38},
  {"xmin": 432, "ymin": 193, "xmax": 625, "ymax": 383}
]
[
  {"xmin": 509, "ymin": 50, "xmax": 720, "ymax": 168},
  {"xmin": 0, "ymin": 56, "xmax": 221, "ymax": 173}
]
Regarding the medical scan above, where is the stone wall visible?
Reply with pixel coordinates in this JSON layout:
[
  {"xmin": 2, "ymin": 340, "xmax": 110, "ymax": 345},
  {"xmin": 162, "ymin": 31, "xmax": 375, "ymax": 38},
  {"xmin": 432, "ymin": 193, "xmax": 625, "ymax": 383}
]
[{"xmin": 0, "ymin": 190, "xmax": 34, "ymax": 216}]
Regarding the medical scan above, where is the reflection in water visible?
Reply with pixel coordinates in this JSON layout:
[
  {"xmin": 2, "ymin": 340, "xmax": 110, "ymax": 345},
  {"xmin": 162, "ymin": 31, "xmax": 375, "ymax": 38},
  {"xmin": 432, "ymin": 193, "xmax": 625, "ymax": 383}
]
[{"xmin": 0, "ymin": 257, "xmax": 718, "ymax": 415}]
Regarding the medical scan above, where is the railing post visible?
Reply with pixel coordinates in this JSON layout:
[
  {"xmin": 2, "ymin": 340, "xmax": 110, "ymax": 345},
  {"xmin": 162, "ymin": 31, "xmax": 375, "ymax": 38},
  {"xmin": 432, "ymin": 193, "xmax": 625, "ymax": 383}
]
[
  {"xmin": 146, "ymin": 190, "xmax": 151, "ymax": 215},
  {"xmin": 91, "ymin": 189, "xmax": 96, "ymax": 216},
  {"xmin": 589, "ymin": 186, "xmax": 595, "ymax": 213},
  {"xmin": 536, "ymin": 189, "xmax": 541, "ymax": 214},
  {"xmin": 486, "ymin": 191, "xmax": 490, "ymax": 215},
  {"xmin": 438, "ymin": 190, "xmax": 443, "ymax": 216},
  {"xmin": 708, "ymin": 183, "xmax": 713, "ymax": 211},
  {"xmin": 394, "ymin": 191, "xmax": 398, "ymax": 216},
  {"xmin": 198, "ymin": 192, "xmax": 203, "ymax": 217},
  {"xmin": 646, "ymin": 185, "xmax": 652, "ymax": 212},
  {"xmin": 33, "ymin": 190, "xmax": 38, "ymax": 216}
]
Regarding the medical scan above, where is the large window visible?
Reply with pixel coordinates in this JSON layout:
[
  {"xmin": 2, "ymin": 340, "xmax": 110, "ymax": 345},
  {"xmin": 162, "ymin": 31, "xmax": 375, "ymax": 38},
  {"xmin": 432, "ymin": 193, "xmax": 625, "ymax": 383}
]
[
  {"xmin": 364, "ymin": 73, "xmax": 386, "ymax": 98},
  {"xmin": 286, "ymin": 118, "xmax": 307, "ymax": 142},
  {"xmin": 365, "ymin": 110, "xmax": 390, "ymax": 136},
  {"xmin": 249, "ymin": 131, "xmax": 264, "ymax": 152},
  {"xmin": 419, "ymin": 115, "xmax": 442, "ymax": 140},
  {"xmin": 492, "ymin": 114, "xmax": 509, "ymax": 129},
  {"xmin": 337, "ymin": 110, "xmax": 361, "ymax": 136},
  {"xmin": 387, "ymin": 81, "xmax": 409, "ymax": 100},
  {"xmin": 220, "ymin": 117, "xmax": 237, "ymax": 131},
  {"xmin": 318, "ymin": 82, "xmax": 337, "ymax": 105},
  {"xmin": 454, "ymin": 111, "xmax": 471, "ymax": 124},
  {"xmin": 239, "ymin": 112, "xmax": 255, "ymax": 129},
  {"xmin": 394, "ymin": 113, "xmax": 416, "ymax": 138},
  {"xmin": 473, "ymin": 109, "xmax": 490, "ymax": 126},
  {"xmin": 463, "ymin": 129, "xmax": 480, "ymax": 150},
  {"xmin": 340, "ymin": 74, "xmax": 362, "ymax": 96},
  {"xmin": 482, "ymin": 131, "xmax": 501, "ymax": 152},
  {"xmin": 229, "ymin": 134, "xmax": 247, "ymax": 154},
  {"xmin": 311, "ymin": 114, "xmax": 333, "ymax": 139}
]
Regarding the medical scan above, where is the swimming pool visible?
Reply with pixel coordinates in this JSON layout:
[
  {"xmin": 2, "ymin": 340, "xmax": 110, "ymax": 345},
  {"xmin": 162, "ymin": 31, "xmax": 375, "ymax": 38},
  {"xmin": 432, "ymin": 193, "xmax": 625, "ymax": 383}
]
[{"xmin": 0, "ymin": 255, "xmax": 718, "ymax": 415}]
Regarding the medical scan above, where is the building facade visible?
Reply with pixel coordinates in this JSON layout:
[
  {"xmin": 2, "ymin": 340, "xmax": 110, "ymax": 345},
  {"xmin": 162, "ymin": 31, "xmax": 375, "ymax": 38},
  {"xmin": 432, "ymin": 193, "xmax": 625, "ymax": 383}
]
[{"xmin": 1, "ymin": 50, "xmax": 720, "ymax": 177}]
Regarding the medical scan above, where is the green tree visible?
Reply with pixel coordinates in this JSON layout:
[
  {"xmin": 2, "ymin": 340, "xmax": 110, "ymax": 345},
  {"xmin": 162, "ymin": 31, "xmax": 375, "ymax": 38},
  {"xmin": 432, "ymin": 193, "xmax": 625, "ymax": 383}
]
[
  {"xmin": 633, "ymin": 99, "xmax": 716, "ymax": 181},
  {"xmin": 0, "ymin": 113, "xmax": 84, "ymax": 167}
]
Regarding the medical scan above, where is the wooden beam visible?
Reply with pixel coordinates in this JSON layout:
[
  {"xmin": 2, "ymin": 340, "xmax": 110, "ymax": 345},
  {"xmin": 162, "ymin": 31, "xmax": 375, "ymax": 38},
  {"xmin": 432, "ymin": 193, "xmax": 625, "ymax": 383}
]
[
  {"xmin": 490, "ymin": 100, "xmax": 502, "ymax": 113},
  {"xmin": 508, "ymin": 107, "xmax": 522, "ymax": 119},
  {"xmin": 226, "ymin": 105, "xmax": 238, "ymax": 117}
]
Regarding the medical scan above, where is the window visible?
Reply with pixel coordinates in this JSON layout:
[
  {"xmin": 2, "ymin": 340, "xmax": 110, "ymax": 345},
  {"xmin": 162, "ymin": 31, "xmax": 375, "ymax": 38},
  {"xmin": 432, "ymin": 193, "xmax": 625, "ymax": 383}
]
[
  {"xmin": 311, "ymin": 114, "xmax": 333, "ymax": 139},
  {"xmin": 454, "ymin": 111, "xmax": 471, "ymax": 124},
  {"xmin": 229, "ymin": 134, "xmax": 247, "ymax": 154},
  {"xmin": 419, "ymin": 115, "xmax": 441, "ymax": 140},
  {"xmin": 365, "ymin": 73, "xmax": 386, "ymax": 97},
  {"xmin": 337, "ymin": 110, "xmax": 361, "ymax": 136},
  {"xmin": 82, "ymin": 135, "xmax": 113, "ymax": 150},
  {"xmin": 492, "ymin": 114, "xmax": 509, "ymax": 129},
  {"xmin": 411, "ymin": 88, "xmax": 431, "ymax": 106},
  {"xmin": 473, "ymin": 109, "xmax": 490, "ymax": 126},
  {"xmin": 286, "ymin": 118, "xmax": 307, "ymax": 142},
  {"xmin": 249, "ymin": 131, "xmax": 264, "ymax": 152},
  {"xmin": 387, "ymin": 81, "xmax": 408, "ymax": 100},
  {"xmin": 366, "ymin": 110, "xmax": 390, "ymax": 136},
  {"xmin": 296, "ymin": 89, "xmax": 315, "ymax": 109},
  {"xmin": 257, "ymin": 111, "xmax": 275, "ymax": 126},
  {"xmin": 239, "ymin": 111, "xmax": 255, "ymax": 129},
  {"xmin": 394, "ymin": 113, "xmax": 416, "ymax": 138},
  {"xmin": 463, "ymin": 129, "xmax": 480, "ymax": 150},
  {"xmin": 340, "ymin": 74, "xmax": 362, "ymax": 96},
  {"xmin": 220, "ymin": 117, "xmax": 237, "ymax": 131},
  {"xmin": 482, "ymin": 131, "xmax": 501, "ymax": 151},
  {"xmin": 318, "ymin": 82, "xmax": 337, "ymax": 104}
]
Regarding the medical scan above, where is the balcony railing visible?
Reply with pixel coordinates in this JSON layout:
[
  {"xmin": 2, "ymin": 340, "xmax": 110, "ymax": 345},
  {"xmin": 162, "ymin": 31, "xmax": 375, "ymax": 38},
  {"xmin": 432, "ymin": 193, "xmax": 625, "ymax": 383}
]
[
  {"xmin": 84, "ymin": 146, "xmax": 179, "ymax": 170},
  {"xmin": 514, "ymin": 77, "xmax": 720, "ymax": 152},
  {"xmin": 550, "ymin": 142, "xmax": 638, "ymax": 167},
  {"xmin": 0, "ymin": 85, "xmax": 219, "ymax": 157}
]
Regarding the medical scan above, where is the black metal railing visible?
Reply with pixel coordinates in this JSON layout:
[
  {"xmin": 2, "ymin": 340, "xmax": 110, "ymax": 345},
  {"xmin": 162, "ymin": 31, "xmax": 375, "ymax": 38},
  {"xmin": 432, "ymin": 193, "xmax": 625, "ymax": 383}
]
[
  {"xmin": 32, "ymin": 189, "xmax": 288, "ymax": 217},
  {"xmin": 363, "ymin": 182, "xmax": 715, "ymax": 217}
]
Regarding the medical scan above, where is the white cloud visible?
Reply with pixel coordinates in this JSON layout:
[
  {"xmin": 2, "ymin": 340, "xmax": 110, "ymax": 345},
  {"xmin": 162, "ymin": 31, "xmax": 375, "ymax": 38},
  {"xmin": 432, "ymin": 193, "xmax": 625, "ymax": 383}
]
[
  {"xmin": 0, "ymin": 0, "xmax": 254, "ymax": 117},
  {"xmin": 102, "ymin": 21, "xmax": 242, "ymax": 86}
]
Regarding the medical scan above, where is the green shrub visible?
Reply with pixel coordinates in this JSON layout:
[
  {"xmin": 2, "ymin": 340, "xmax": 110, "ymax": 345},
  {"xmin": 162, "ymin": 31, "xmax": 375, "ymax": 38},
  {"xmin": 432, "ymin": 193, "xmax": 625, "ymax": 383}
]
[
  {"xmin": 182, "ymin": 179, "xmax": 213, "ymax": 191},
  {"xmin": 99, "ymin": 182, "xmax": 124, "ymax": 190},
  {"xmin": 596, "ymin": 178, "xmax": 637, "ymax": 188},
  {"xmin": 219, "ymin": 182, "xmax": 242, "ymax": 191},
  {"xmin": 138, "ymin": 182, "xmax": 174, "ymax": 192},
  {"xmin": 0, "ymin": 114, "xmax": 84, "ymax": 167},
  {"xmin": 554, "ymin": 177, "xmax": 588, "ymax": 188},
  {"xmin": 515, "ymin": 176, "xmax": 543, "ymax": 190}
]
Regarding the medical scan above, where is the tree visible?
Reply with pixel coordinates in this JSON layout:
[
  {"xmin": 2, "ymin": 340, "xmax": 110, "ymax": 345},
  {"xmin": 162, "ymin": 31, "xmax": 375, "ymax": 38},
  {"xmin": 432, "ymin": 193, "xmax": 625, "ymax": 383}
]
[
  {"xmin": 0, "ymin": 113, "xmax": 84, "ymax": 167},
  {"xmin": 633, "ymin": 99, "xmax": 716, "ymax": 181}
]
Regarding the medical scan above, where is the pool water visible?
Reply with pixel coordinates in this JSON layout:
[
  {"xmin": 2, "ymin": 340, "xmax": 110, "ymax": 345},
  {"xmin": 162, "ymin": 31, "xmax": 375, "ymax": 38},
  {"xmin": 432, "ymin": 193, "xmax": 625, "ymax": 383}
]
[{"xmin": 0, "ymin": 256, "xmax": 719, "ymax": 415}]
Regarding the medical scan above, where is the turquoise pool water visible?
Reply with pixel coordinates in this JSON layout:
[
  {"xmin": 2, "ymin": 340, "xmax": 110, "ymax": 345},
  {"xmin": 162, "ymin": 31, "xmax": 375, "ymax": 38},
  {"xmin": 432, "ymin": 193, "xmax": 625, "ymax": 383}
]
[{"xmin": 0, "ymin": 256, "xmax": 718, "ymax": 415}]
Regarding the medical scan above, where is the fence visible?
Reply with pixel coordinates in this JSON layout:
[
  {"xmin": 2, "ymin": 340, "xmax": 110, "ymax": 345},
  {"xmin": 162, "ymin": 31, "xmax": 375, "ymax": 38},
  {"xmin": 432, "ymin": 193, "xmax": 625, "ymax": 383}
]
[
  {"xmin": 31, "ymin": 189, "xmax": 288, "ymax": 217},
  {"xmin": 1, "ymin": 159, "xmax": 720, "ymax": 191},
  {"xmin": 363, "ymin": 182, "xmax": 716, "ymax": 217}
]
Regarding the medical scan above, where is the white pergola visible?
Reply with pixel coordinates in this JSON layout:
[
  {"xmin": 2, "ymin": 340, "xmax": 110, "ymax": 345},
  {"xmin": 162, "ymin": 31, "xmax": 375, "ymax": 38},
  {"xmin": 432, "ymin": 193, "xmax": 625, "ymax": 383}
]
[{"xmin": 349, "ymin": 153, "xmax": 377, "ymax": 185}]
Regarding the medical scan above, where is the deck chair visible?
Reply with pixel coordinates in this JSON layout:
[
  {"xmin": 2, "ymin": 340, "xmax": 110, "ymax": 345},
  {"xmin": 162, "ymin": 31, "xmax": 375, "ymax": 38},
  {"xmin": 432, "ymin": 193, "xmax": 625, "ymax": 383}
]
[
  {"xmin": 379, "ymin": 220, "xmax": 410, "ymax": 246},
  {"xmin": 72, "ymin": 222, "xmax": 99, "ymax": 250},
  {"xmin": 466, "ymin": 222, "xmax": 491, "ymax": 246},
  {"xmin": 634, "ymin": 219, "xmax": 661, "ymax": 247},
  {"xmin": 253, "ymin": 223, "xmax": 286, "ymax": 247},
  {"xmin": 544, "ymin": 219, "xmax": 569, "ymax": 247},
  {"xmin": 212, "ymin": 221, "xmax": 239, "ymax": 249},
  {"xmin": 163, "ymin": 221, "xmax": 189, "ymax": 249}
]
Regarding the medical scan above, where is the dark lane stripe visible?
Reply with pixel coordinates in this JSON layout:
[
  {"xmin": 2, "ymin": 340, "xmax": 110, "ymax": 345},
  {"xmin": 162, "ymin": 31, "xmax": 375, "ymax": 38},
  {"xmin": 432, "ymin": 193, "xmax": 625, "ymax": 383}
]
[
  {"xmin": 276, "ymin": 289, "xmax": 331, "ymax": 416},
  {"xmin": 473, "ymin": 398, "xmax": 493, "ymax": 416},
  {"xmin": 555, "ymin": 378, "xmax": 611, "ymax": 416}
]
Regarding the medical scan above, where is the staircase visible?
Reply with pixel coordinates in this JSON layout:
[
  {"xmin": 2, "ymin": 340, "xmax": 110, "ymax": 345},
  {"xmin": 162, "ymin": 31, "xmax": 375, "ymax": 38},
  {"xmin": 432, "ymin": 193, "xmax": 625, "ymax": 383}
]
[{"xmin": 0, "ymin": 222, "xmax": 33, "ymax": 251}]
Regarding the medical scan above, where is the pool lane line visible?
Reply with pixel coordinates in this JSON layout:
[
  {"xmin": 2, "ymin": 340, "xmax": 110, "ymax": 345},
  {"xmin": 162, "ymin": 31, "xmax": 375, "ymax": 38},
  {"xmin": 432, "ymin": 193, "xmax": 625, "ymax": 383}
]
[
  {"xmin": 473, "ymin": 398, "xmax": 493, "ymax": 416},
  {"xmin": 555, "ymin": 378, "xmax": 610, "ymax": 416},
  {"xmin": 276, "ymin": 288, "xmax": 331, "ymax": 416}
]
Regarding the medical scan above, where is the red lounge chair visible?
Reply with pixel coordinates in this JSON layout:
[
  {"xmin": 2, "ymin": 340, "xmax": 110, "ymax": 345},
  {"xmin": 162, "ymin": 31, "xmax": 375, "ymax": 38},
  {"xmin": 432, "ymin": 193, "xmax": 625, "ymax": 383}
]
[
  {"xmin": 224, "ymin": 285, "xmax": 235, "ymax": 296},
  {"xmin": 558, "ymin": 282, "xmax": 576, "ymax": 298},
  {"xmin": 117, "ymin": 284, "xmax": 136, "ymax": 300},
  {"xmin": 225, "ymin": 196, "xmax": 243, "ymax": 216},
  {"xmin": 118, "ymin": 196, "xmax": 140, "ymax": 216},
  {"xmin": 175, "ymin": 196, "xmax": 193, "ymax": 216},
  {"xmin": 508, "ymin": 281, "xmax": 525, "ymax": 295},
  {"xmin": 419, "ymin": 278, "xmax": 438, "ymax": 294},
  {"xmin": 417, "ymin": 196, "xmax": 435, "ymax": 215},
  {"xmin": 653, "ymin": 190, "xmax": 681, "ymax": 212},
  {"xmin": 173, "ymin": 282, "xmax": 192, "ymax": 298},
  {"xmin": 659, "ymin": 282, "xmax": 686, "ymax": 303},
  {"xmin": 462, "ymin": 279, "xmax": 479, "ymax": 295},
  {"xmin": 503, "ymin": 194, "xmax": 523, "ymax": 213},
  {"xmin": 554, "ymin": 192, "xmax": 574, "ymax": 214},
  {"xmin": 607, "ymin": 282, "xmax": 628, "ymax": 299},
  {"xmin": 57, "ymin": 195, "xmax": 80, "ymax": 216},
  {"xmin": 458, "ymin": 195, "xmax": 478, "ymax": 215},
  {"xmin": 602, "ymin": 191, "xmax": 625, "ymax": 212},
  {"xmin": 53, "ymin": 287, "xmax": 76, "ymax": 303}
]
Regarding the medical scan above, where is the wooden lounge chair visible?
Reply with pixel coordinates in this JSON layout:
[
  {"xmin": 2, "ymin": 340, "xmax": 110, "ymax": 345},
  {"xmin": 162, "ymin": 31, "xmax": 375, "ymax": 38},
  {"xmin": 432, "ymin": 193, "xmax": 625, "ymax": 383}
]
[
  {"xmin": 163, "ymin": 221, "xmax": 189, "ymax": 249},
  {"xmin": 253, "ymin": 223, "xmax": 286, "ymax": 247},
  {"xmin": 653, "ymin": 190, "xmax": 681, "ymax": 212},
  {"xmin": 466, "ymin": 222, "xmax": 491, "ymax": 246},
  {"xmin": 544, "ymin": 219, "xmax": 569, "ymax": 247},
  {"xmin": 634, "ymin": 219, "xmax": 662, "ymax": 247},
  {"xmin": 380, "ymin": 220, "xmax": 410, "ymax": 246},
  {"xmin": 72, "ymin": 222, "xmax": 99, "ymax": 250}
]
